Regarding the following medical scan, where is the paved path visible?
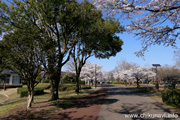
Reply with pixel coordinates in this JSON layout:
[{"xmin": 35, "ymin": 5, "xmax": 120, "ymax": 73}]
[{"xmin": 98, "ymin": 85, "xmax": 180, "ymax": 120}]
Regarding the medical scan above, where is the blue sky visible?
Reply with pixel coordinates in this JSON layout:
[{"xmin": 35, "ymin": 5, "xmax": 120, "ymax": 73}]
[
  {"xmin": 87, "ymin": 22, "xmax": 180, "ymax": 72},
  {"xmin": 88, "ymin": 31, "xmax": 180, "ymax": 72}
]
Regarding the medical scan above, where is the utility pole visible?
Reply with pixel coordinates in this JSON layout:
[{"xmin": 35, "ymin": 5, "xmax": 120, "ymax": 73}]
[{"xmin": 124, "ymin": 74, "xmax": 127, "ymax": 86}]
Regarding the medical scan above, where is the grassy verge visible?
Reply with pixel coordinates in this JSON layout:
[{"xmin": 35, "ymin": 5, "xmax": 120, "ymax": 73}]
[
  {"xmin": 149, "ymin": 94, "xmax": 163, "ymax": 103},
  {"xmin": 0, "ymin": 92, "xmax": 27, "ymax": 115},
  {"xmin": 0, "ymin": 85, "xmax": 101, "ymax": 116}
]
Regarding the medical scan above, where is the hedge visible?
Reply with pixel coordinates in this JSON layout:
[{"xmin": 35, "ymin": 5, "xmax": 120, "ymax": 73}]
[
  {"xmin": 138, "ymin": 87, "xmax": 154, "ymax": 93},
  {"xmin": 161, "ymin": 89, "xmax": 180, "ymax": 107},
  {"xmin": 17, "ymin": 83, "xmax": 50, "ymax": 97},
  {"xmin": 150, "ymin": 82, "xmax": 163, "ymax": 85},
  {"xmin": 18, "ymin": 88, "xmax": 44, "ymax": 97}
]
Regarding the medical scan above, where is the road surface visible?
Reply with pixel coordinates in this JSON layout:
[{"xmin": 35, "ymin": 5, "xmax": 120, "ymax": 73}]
[{"xmin": 98, "ymin": 85, "xmax": 180, "ymax": 120}]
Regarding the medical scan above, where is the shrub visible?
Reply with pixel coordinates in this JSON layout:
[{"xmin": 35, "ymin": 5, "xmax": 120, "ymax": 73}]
[
  {"xmin": 18, "ymin": 88, "xmax": 44, "ymax": 97},
  {"xmin": 61, "ymin": 74, "xmax": 75, "ymax": 84},
  {"xmin": 34, "ymin": 88, "xmax": 44, "ymax": 95},
  {"xmin": 81, "ymin": 81, "xmax": 85, "ymax": 85},
  {"xmin": 20, "ymin": 90, "xmax": 28, "ymax": 97},
  {"xmin": 111, "ymin": 82, "xmax": 120, "ymax": 84},
  {"xmin": 111, "ymin": 82, "xmax": 125, "ymax": 84},
  {"xmin": 17, "ymin": 83, "xmax": 50, "ymax": 97},
  {"xmin": 161, "ymin": 89, "xmax": 180, "ymax": 107},
  {"xmin": 138, "ymin": 87, "xmax": 154, "ymax": 93},
  {"xmin": 59, "ymin": 84, "xmax": 76, "ymax": 91}
]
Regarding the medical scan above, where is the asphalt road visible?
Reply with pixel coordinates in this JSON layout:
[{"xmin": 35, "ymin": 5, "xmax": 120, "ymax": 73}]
[{"xmin": 98, "ymin": 85, "xmax": 180, "ymax": 120}]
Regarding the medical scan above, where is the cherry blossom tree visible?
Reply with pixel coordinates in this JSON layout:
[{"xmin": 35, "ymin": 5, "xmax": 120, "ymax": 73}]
[
  {"xmin": 80, "ymin": 62, "xmax": 103, "ymax": 86},
  {"xmin": 101, "ymin": 71, "xmax": 109, "ymax": 83},
  {"xmin": 113, "ymin": 66, "xmax": 156, "ymax": 88},
  {"xmin": 94, "ymin": 0, "xmax": 180, "ymax": 57},
  {"xmin": 113, "ymin": 59, "xmax": 138, "ymax": 73},
  {"xmin": 131, "ymin": 67, "xmax": 155, "ymax": 88}
]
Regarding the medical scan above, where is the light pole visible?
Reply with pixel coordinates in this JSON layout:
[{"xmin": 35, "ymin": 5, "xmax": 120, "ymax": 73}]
[
  {"xmin": 124, "ymin": 74, "xmax": 127, "ymax": 86},
  {"xmin": 152, "ymin": 64, "xmax": 161, "ymax": 90}
]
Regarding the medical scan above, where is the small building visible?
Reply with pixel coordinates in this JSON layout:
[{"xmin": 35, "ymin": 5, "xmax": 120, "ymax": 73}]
[{"xmin": 0, "ymin": 70, "xmax": 22, "ymax": 86}]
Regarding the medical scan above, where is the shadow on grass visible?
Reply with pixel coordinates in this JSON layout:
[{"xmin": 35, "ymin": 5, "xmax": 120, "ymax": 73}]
[{"xmin": 0, "ymin": 98, "xmax": 25, "ymax": 107}]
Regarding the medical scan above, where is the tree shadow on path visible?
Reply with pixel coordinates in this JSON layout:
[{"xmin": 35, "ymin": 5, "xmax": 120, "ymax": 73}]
[
  {"xmin": 48, "ymin": 86, "xmax": 118, "ymax": 120},
  {"xmin": 99, "ymin": 85, "xmax": 180, "ymax": 120}
]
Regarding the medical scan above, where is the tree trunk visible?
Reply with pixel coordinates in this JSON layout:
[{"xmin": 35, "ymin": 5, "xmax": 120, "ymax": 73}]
[
  {"xmin": 155, "ymin": 82, "xmax": 159, "ymax": 90},
  {"xmin": 55, "ymin": 78, "xmax": 60, "ymax": 99},
  {"xmin": 50, "ymin": 70, "xmax": 61, "ymax": 100},
  {"xmin": 136, "ymin": 79, "xmax": 140, "ymax": 88},
  {"xmin": 27, "ymin": 90, "xmax": 34, "ymax": 109},
  {"xmin": 75, "ymin": 74, "xmax": 80, "ymax": 94},
  {"xmin": 50, "ymin": 79, "xmax": 57, "ymax": 100},
  {"xmin": 3, "ymin": 80, "xmax": 6, "ymax": 90},
  {"xmin": 91, "ymin": 80, "xmax": 93, "ymax": 86}
]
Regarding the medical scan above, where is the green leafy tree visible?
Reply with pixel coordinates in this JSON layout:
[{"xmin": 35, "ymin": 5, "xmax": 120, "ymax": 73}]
[
  {"xmin": 71, "ymin": 1, "xmax": 124, "ymax": 93},
  {"xmin": 0, "ymin": 27, "xmax": 43, "ymax": 108},
  {"xmin": 61, "ymin": 74, "xmax": 74, "ymax": 84},
  {"xmin": 0, "ymin": 38, "xmax": 11, "ymax": 90},
  {"xmin": 0, "ymin": 0, "xmax": 85, "ymax": 100}
]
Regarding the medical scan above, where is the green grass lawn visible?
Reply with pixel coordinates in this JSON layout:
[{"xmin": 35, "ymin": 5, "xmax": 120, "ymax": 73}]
[{"xmin": 0, "ymin": 91, "xmax": 27, "ymax": 115}]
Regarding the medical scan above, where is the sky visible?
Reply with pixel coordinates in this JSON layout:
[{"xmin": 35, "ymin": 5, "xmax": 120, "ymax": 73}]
[{"xmin": 87, "ymin": 19, "xmax": 180, "ymax": 72}]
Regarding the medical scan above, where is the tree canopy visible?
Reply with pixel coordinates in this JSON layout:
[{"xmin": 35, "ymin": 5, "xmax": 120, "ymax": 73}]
[
  {"xmin": 64, "ymin": 1, "xmax": 124, "ymax": 93},
  {"xmin": 0, "ymin": 27, "xmax": 44, "ymax": 108},
  {"xmin": 0, "ymin": 0, "xmax": 93, "ymax": 100}
]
